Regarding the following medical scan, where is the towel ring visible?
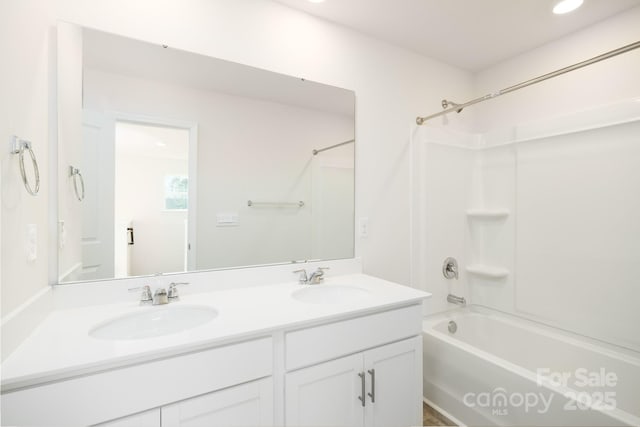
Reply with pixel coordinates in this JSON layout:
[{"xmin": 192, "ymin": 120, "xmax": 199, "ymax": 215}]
[
  {"xmin": 11, "ymin": 136, "xmax": 40, "ymax": 196},
  {"xmin": 69, "ymin": 166, "xmax": 85, "ymax": 201}
]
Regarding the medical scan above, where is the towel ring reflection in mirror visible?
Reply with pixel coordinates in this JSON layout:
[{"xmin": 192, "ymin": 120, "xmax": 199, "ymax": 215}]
[
  {"xmin": 10, "ymin": 136, "xmax": 40, "ymax": 196},
  {"xmin": 69, "ymin": 166, "xmax": 85, "ymax": 201}
]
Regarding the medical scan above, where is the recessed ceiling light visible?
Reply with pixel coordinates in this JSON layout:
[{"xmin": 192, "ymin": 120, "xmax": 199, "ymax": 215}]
[{"xmin": 553, "ymin": 0, "xmax": 584, "ymax": 14}]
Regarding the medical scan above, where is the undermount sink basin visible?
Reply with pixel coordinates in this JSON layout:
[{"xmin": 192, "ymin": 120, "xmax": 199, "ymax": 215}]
[
  {"xmin": 89, "ymin": 305, "xmax": 218, "ymax": 340},
  {"xmin": 291, "ymin": 285, "xmax": 372, "ymax": 304}
]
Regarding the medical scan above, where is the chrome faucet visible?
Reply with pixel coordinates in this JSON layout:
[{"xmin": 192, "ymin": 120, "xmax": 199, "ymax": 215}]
[
  {"xmin": 447, "ymin": 294, "xmax": 466, "ymax": 306},
  {"xmin": 293, "ymin": 269, "xmax": 308, "ymax": 284},
  {"xmin": 293, "ymin": 267, "xmax": 330, "ymax": 285},
  {"xmin": 308, "ymin": 267, "xmax": 329, "ymax": 284},
  {"xmin": 153, "ymin": 288, "xmax": 169, "ymax": 305},
  {"xmin": 128, "ymin": 285, "xmax": 153, "ymax": 305},
  {"xmin": 128, "ymin": 282, "xmax": 189, "ymax": 305},
  {"xmin": 168, "ymin": 282, "xmax": 189, "ymax": 300}
]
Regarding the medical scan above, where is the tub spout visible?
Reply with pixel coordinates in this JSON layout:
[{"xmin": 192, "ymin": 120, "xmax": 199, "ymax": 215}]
[{"xmin": 447, "ymin": 294, "xmax": 466, "ymax": 306}]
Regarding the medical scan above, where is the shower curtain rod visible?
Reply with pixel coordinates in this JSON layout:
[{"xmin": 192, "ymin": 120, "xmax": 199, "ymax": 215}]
[
  {"xmin": 313, "ymin": 139, "xmax": 355, "ymax": 155},
  {"xmin": 416, "ymin": 40, "xmax": 640, "ymax": 125}
]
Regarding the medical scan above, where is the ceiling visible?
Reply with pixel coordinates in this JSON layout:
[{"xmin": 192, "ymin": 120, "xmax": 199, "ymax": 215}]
[
  {"xmin": 83, "ymin": 28, "xmax": 355, "ymax": 117},
  {"xmin": 274, "ymin": 0, "xmax": 640, "ymax": 71}
]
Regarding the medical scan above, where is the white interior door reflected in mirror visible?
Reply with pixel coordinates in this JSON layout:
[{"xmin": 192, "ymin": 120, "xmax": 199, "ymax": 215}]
[{"xmin": 80, "ymin": 110, "xmax": 114, "ymax": 280}]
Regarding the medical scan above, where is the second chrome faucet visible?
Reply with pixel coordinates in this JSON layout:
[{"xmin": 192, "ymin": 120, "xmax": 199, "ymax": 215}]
[
  {"xmin": 293, "ymin": 267, "xmax": 330, "ymax": 285},
  {"xmin": 129, "ymin": 282, "xmax": 189, "ymax": 305}
]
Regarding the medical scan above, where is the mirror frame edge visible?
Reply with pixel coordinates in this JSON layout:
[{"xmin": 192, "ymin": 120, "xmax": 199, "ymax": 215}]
[{"xmin": 51, "ymin": 20, "xmax": 358, "ymax": 286}]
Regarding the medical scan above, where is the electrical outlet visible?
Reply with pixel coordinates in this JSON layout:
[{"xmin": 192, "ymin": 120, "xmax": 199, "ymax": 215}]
[
  {"xmin": 59, "ymin": 220, "xmax": 66, "ymax": 249},
  {"xmin": 26, "ymin": 224, "xmax": 37, "ymax": 262},
  {"xmin": 358, "ymin": 217, "xmax": 369, "ymax": 238}
]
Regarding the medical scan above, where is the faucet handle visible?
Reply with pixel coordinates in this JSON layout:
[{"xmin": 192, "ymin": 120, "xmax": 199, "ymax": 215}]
[
  {"xmin": 315, "ymin": 266, "xmax": 330, "ymax": 278},
  {"xmin": 442, "ymin": 257, "xmax": 458, "ymax": 280},
  {"xmin": 168, "ymin": 282, "xmax": 189, "ymax": 299},
  {"xmin": 310, "ymin": 267, "xmax": 330, "ymax": 284},
  {"xmin": 293, "ymin": 269, "xmax": 308, "ymax": 284},
  {"xmin": 128, "ymin": 285, "xmax": 152, "ymax": 303}
]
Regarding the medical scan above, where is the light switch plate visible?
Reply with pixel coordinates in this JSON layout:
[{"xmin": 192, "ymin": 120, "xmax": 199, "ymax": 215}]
[
  {"xmin": 58, "ymin": 220, "xmax": 66, "ymax": 249},
  {"xmin": 216, "ymin": 212, "xmax": 239, "ymax": 227},
  {"xmin": 358, "ymin": 217, "xmax": 369, "ymax": 238},
  {"xmin": 26, "ymin": 224, "xmax": 37, "ymax": 262}
]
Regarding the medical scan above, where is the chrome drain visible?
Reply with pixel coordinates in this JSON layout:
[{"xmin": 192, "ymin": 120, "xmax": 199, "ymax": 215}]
[{"xmin": 448, "ymin": 320, "xmax": 457, "ymax": 334}]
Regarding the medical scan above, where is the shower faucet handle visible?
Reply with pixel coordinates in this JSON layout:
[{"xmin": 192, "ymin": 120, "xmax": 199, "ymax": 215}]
[{"xmin": 442, "ymin": 257, "xmax": 458, "ymax": 280}]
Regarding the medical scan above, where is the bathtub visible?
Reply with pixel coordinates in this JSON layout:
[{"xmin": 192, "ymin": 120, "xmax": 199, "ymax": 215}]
[{"xmin": 422, "ymin": 307, "xmax": 640, "ymax": 426}]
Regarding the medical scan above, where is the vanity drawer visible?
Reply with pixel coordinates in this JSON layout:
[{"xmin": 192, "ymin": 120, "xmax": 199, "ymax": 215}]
[
  {"xmin": 285, "ymin": 304, "xmax": 422, "ymax": 370},
  {"xmin": 1, "ymin": 337, "xmax": 273, "ymax": 426}
]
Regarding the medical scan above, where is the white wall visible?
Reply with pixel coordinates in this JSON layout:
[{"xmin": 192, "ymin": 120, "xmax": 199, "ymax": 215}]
[
  {"xmin": 0, "ymin": 0, "xmax": 473, "ymax": 320},
  {"xmin": 0, "ymin": 0, "xmax": 54, "ymax": 317}
]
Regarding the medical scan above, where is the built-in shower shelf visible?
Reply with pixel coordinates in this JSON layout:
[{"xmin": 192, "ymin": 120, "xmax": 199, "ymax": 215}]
[
  {"xmin": 465, "ymin": 209, "xmax": 510, "ymax": 219},
  {"xmin": 466, "ymin": 264, "xmax": 509, "ymax": 279}
]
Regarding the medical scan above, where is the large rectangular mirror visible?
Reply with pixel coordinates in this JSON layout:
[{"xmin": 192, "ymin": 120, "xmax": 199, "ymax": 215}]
[{"xmin": 56, "ymin": 23, "xmax": 355, "ymax": 283}]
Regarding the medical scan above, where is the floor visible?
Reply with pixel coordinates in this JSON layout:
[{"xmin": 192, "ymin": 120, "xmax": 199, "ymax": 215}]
[{"xmin": 423, "ymin": 401, "xmax": 456, "ymax": 426}]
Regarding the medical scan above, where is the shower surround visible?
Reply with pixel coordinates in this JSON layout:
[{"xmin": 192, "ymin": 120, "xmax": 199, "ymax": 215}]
[{"xmin": 413, "ymin": 100, "xmax": 640, "ymax": 426}]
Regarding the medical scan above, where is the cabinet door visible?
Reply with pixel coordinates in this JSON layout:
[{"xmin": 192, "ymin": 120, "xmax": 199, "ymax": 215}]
[
  {"xmin": 93, "ymin": 409, "xmax": 160, "ymax": 427},
  {"xmin": 285, "ymin": 353, "xmax": 364, "ymax": 427},
  {"xmin": 363, "ymin": 337, "xmax": 422, "ymax": 427},
  {"xmin": 161, "ymin": 377, "xmax": 273, "ymax": 427}
]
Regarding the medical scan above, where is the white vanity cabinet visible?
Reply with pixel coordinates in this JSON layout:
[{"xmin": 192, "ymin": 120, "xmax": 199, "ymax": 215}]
[
  {"xmin": 1, "ymin": 285, "xmax": 426, "ymax": 427},
  {"xmin": 97, "ymin": 378, "xmax": 273, "ymax": 427},
  {"xmin": 96, "ymin": 409, "xmax": 161, "ymax": 427},
  {"xmin": 284, "ymin": 305, "xmax": 423, "ymax": 427},
  {"xmin": 161, "ymin": 377, "xmax": 273, "ymax": 427},
  {"xmin": 285, "ymin": 338, "xmax": 421, "ymax": 427},
  {"xmin": 1, "ymin": 337, "xmax": 273, "ymax": 426},
  {"xmin": 362, "ymin": 337, "xmax": 422, "ymax": 427},
  {"xmin": 286, "ymin": 353, "xmax": 365, "ymax": 426}
]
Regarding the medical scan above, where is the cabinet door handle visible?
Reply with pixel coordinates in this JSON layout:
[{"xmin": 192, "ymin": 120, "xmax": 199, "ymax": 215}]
[
  {"xmin": 367, "ymin": 369, "xmax": 376, "ymax": 403},
  {"xmin": 358, "ymin": 372, "xmax": 365, "ymax": 407}
]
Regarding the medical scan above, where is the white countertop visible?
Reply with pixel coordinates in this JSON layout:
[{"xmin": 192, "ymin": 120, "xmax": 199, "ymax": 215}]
[{"xmin": 1, "ymin": 274, "xmax": 429, "ymax": 392}]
